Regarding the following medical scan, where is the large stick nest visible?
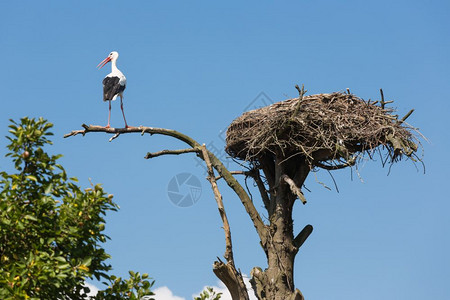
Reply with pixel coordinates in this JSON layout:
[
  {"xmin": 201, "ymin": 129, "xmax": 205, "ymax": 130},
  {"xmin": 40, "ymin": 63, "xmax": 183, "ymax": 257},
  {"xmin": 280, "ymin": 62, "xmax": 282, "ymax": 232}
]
[{"xmin": 226, "ymin": 91, "xmax": 421, "ymax": 168}]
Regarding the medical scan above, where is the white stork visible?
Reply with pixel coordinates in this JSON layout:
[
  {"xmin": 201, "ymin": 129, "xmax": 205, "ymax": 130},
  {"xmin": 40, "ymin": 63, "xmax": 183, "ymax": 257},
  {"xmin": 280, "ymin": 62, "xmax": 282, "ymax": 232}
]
[{"xmin": 97, "ymin": 51, "xmax": 130, "ymax": 128}]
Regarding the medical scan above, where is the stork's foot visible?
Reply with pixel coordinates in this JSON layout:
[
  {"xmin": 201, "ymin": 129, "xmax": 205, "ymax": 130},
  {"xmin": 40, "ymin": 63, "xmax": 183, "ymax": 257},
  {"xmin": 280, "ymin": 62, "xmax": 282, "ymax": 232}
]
[
  {"xmin": 125, "ymin": 125, "xmax": 137, "ymax": 129},
  {"xmin": 104, "ymin": 125, "xmax": 111, "ymax": 129}
]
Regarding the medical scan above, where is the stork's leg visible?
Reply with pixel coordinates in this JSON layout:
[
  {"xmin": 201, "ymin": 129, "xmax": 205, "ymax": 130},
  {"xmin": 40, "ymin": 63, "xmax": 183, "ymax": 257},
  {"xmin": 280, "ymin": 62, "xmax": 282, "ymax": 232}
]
[
  {"xmin": 106, "ymin": 100, "xmax": 111, "ymax": 128},
  {"xmin": 120, "ymin": 95, "xmax": 130, "ymax": 128}
]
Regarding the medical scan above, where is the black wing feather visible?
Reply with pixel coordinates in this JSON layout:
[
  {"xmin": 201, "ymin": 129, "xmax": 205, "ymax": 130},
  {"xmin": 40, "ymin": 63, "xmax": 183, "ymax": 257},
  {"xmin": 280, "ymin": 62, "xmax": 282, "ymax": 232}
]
[{"xmin": 102, "ymin": 77, "xmax": 126, "ymax": 101}]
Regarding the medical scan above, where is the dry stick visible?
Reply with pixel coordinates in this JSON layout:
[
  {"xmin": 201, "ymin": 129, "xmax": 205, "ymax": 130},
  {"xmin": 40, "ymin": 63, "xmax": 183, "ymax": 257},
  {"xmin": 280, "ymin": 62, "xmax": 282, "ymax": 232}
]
[
  {"xmin": 281, "ymin": 175, "xmax": 307, "ymax": 205},
  {"xmin": 201, "ymin": 144, "xmax": 234, "ymax": 262},
  {"xmin": 145, "ymin": 148, "xmax": 200, "ymax": 159},
  {"xmin": 379, "ymin": 88, "xmax": 394, "ymax": 109},
  {"xmin": 380, "ymin": 88, "xmax": 386, "ymax": 109},
  {"xmin": 398, "ymin": 109, "xmax": 415, "ymax": 125},
  {"xmin": 292, "ymin": 84, "xmax": 307, "ymax": 119}
]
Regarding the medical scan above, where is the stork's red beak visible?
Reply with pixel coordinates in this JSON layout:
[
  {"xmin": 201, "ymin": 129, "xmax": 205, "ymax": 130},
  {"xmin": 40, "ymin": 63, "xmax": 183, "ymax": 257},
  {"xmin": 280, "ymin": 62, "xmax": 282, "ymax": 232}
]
[{"xmin": 97, "ymin": 56, "xmax": 111, "ymax": 69}]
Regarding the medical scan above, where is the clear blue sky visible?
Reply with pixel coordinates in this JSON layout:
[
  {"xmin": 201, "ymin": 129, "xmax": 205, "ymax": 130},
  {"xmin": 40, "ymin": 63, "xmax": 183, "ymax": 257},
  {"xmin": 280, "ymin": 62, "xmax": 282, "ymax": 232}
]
[{"xmin": 1, "ymin": 1, "xmax": 449, "ymax": 299}]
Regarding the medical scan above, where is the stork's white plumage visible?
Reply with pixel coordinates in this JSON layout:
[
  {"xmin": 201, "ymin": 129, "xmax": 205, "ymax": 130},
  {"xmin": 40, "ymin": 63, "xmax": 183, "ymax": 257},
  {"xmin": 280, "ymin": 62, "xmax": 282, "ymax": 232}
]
[{"xmin": 97, "ymin": 51, "xmax": 130, "ymax": 128}]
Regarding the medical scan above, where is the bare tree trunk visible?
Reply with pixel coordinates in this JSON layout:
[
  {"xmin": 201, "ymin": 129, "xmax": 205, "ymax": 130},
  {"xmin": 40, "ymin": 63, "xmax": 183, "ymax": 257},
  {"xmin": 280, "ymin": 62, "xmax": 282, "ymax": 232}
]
[{"xmin": 249, "ymin": 154, "xmax": 311, "ymax": 300}]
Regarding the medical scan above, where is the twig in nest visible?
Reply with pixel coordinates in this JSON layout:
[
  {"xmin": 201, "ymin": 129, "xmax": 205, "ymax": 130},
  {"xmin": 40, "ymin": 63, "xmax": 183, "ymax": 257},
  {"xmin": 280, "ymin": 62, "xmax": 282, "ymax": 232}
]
[
  {"xmin": 313, "ymin": 156, "xmax": 357, "ymax": 170},
  {"xmin": 326, "ymin": 170, "xmax": 339, "ymax": 193},
  {"xmin": 292, "ymin": 84, "xmax": 307, "ymax": 119},
  {"xmin": 398, "ymin": 109, "xmax": 414, "ymax": 124},
  {"xmin": 380, "ymin": 88, "xmax": 386, "ymax": 109},
  {"xmin": 312, "ymin": 170, "xmax": 331, "ymax": 191},
  {"xmin": 379, "ymin": 89, "xmax": 394, "ymax": 109}
]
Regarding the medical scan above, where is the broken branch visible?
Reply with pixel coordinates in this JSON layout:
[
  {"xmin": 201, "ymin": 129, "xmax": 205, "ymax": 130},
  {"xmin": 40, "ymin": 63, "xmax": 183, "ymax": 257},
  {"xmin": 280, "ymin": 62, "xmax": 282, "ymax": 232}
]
[
  {"xmin": 281, "ymin": 175, "xmax": 307, "ymax": 205},
  {"xmin": 293, "ymin": 224, "xmax": 313, "ymax": 251}
]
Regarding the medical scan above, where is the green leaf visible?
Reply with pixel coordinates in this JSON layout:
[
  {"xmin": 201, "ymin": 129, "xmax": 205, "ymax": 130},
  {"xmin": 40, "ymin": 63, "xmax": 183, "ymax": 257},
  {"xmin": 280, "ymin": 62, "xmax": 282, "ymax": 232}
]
[
  {"xmin": 57, "ymin": 264, "xmax": 71, "ymax": 270},
  {"xmin": 54, "ymin": 256, "xmax": 67, "ymax": 263},
  {"xmin": 44, "ymin": 183, "xmax": 53, "ymax": 194},
  {"xmin": 26, "ymin": 175, "xmax": 37, "ymax": 182},
  {"xmin": 24, "ymin": 215, "xmax": 38, "ymax": 221},
  {"xmin": 81, "ymin": 257, "xmax": 92, "ymax": 267}
]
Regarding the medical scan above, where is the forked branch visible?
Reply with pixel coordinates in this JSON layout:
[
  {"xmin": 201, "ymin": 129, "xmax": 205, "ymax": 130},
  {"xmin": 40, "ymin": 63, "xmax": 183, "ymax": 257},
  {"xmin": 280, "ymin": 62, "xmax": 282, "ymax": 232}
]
[{"xmin": 65, "ymin": 124, "xmax": 268, "ymax": 243}]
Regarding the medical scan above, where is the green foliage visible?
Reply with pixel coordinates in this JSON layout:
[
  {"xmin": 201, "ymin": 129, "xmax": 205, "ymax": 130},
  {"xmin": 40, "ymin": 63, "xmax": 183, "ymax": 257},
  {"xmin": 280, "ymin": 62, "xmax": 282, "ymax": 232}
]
[
  {"xmin": 194, "ymin": 286, "xmax": 222, "ymax": 300},
  {"xmin": 96, "ymin": 271, "xmax": 155, "ymax": 300},
  {"xmin": 0, "ymin": 117, "xmax": 154, "ymax": 300}
]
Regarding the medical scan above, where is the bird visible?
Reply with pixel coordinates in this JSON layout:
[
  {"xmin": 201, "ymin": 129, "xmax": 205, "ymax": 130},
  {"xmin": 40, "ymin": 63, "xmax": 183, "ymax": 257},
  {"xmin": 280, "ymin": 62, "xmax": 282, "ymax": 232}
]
[{"xmin": 97, "ymin": 51, "xmax": 130, "ymax": 128}]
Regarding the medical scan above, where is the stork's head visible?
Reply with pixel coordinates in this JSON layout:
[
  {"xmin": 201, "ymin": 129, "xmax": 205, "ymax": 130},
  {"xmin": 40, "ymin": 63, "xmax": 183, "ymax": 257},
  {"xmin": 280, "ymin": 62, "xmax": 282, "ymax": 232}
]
[{"xmin": 97, "ymin": 51, "xmax": 119, "ymax": 69}]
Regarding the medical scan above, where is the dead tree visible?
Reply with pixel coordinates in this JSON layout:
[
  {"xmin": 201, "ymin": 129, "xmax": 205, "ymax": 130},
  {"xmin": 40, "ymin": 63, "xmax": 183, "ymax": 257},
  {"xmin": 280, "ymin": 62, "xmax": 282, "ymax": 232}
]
[{"xmin": 65, "ymin": 87, "xmax": 422, "ymax": 299}]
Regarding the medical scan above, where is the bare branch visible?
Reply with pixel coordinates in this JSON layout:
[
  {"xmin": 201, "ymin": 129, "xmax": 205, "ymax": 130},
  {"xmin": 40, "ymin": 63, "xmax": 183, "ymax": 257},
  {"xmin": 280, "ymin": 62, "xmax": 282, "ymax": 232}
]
[
  {"xmin": 281, "ymin": 175, "xmax": 307, "ymax": 205},
  {"xmin": 145, "ymin": 148, "xmax": 200, "ymax": 159},
  {"xmin": 201, "ymin": 145, "xmax": 233, "ymax": 262},
  {"xmin": 64, "ymin": 124, "xmax": 199, "ymax": 148}
]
